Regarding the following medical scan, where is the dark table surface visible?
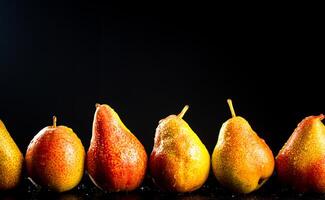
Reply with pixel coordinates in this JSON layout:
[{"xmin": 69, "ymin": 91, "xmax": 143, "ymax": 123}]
[{"xmin": 2, "ymin": 173, "xmax": 325, "ymax": 200}]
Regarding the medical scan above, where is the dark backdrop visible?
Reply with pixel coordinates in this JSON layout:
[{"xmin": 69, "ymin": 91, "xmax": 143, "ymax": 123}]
[{"xmin": 0, "ymin": 2, "xmax": 323, "ymax": 156}]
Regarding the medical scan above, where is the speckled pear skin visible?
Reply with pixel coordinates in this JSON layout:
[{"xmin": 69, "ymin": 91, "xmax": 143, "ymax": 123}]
[
  {"xmin": 276, "ymin": 114, "xmax": 325, "ymax": 192},
  {"xmin": 149, "ymin": 107, "xmax": 210, "ymax": 192},
  {"xmin": 0, "ymin": 120, "xmax": 24, "ymax": 190},
  {"xmin": 212, "ymin": 116, "xmax": 274, "ymax": 194},
  {"xmin": 86, "ymin": 104, "xmax": 147, "ymax": 192},
  {"xmin": 25, "ymin": 122, "xmax": 85, "ymax": 192}
]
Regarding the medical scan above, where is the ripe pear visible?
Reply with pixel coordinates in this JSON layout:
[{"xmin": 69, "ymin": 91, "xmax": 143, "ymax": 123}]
[
  {"xmin": 149, "ymin": 105, "xmax": 210, "ymax": 192},
  {"xmin": 86, "ymin": 104, "xmax": 147, "ymax": 192},
  {"xmin": 212, "ymin": 99, "xmax": 274, "ymax": 193},
  {"xmin": 0, "ymin": 119, "xmax": 24, "ymax": 190},
  {"xmin": 25, "ymin": 116, "xmax": 85, "ymax": 192},
  {"xmin": 276, "ymin": 114, "xmax": 325, "ymax": 192}
]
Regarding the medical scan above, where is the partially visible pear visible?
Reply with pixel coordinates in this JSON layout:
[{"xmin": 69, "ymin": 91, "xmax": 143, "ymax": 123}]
[
  {"xmin": 149, "ymin": 105, "xmax": 210, "ymax": 192},
  {"xmin": 276, "ymin": 114, "xmax": 325, "ymax": 192},
  {"xmin": 212, "ymin": 99, "xmax": 274, "ymax": 193},
  {"xmin": 86, "ymin": 104, "xmax": 147, "ymax": 192},
  {"xmin": 25, "ymin": 116, "xmax": 85, "ymax": 192},
  {"xmin": 0, "ymin": 119, "xmax": 24, "ymax": 190}
]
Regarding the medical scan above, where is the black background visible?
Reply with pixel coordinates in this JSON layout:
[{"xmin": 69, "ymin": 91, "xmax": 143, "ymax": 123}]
[{"xmin": 0, "ymin": 2, "xmax": 324, "ymax": 198}]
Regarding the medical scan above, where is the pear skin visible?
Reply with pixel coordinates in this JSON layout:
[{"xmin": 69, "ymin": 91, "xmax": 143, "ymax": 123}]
[
  {"xmin": 149, "ymin": 105, "xmax": 210, "ymax": 192},
  {"xmin": 0, "ymin": 119, "xmax": 24, "ymax": 190},
  {"xmin": 212, "ymin": 99, "xmax": 274, "ymax": 193},
  {"xmin": 86, "ymin": 104, "xmax": 147, "ymax": 192},
  {"xmin": 276, "ymin": 114, "xmax": 325, "ymax": 192},
  {"xmin": 25, "ymin": 116, "xmax": 85, "ymax": 192}
]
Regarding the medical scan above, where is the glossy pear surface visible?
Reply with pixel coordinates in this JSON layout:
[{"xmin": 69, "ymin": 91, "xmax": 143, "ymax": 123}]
[
  {"xmin": 276, "ymin": 114, "xmax": 325, "ymax": 192},
  {"xmin": 25, "ymin": 118, "xmax": 85, "ymax": 192},
  {"xmin": 0, "ymin": 120, "xmax": 24, "ymax": 190},
  {"xmin": 150, "ymin": 106, "xmax": 210, "ymax": 192},
  {"xmin": 86, "ymin": 104, "xmax": 147, "ymax": 192},
  {"xmin": 212, "ymin": 103, "xmax": 274, "ymax": 194}
]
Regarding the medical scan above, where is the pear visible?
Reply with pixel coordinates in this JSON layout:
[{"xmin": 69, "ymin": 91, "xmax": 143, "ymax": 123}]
[
  {"xmin": 86, "ymin": 104, "xmax": 147, "ymax": 192},
  {"xmin": 149, "ymin": 105, "xmax": 210, "ymax": 192},
  {"xmin": 25, "ymin": 116, "xmax": 85, "ymax": 192},
  {"xmin": 0, "ymin": 119, "xmax": 24, "ymax": 190},
  {"xmin": 212, "ymin": 99, "xmax": 274, "ymax": 193},
  {"xmin": 276, "ymin": 114, "xmax": 325, "ymax": 192}
]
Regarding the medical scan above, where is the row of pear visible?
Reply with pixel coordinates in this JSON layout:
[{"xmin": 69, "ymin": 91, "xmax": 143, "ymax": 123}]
[{"xmin": 0, "ymin": 99, "xmax": 324, "ymax": 193}]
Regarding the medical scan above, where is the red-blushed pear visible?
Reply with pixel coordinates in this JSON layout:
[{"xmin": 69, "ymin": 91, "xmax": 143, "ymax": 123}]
[
  {"xmin": 212, "ymin": 99, "xmax": 274, "ymax": 194},
  {"xmin": 25, "ymin": 116, "xmax": 85, "ymax": 192},
  {"xmin": 276, "ymin": 114, "xmax": 325, "ymax": 192},
  {"xmin": 86, "ymin": 104, "xmax": 147, "ymax": 192}
]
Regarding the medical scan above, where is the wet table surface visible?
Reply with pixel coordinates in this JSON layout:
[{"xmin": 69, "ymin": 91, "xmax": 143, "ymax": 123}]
[{"xmin": 2, "ymin": 174, "xmax": 325, "ymax": 200}]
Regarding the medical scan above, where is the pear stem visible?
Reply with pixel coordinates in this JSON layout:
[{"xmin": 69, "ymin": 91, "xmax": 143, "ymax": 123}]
[
  {"xmin": 178, "ymin": 105, "xmax": 189, "ymax": 119},
  {"xmin": 53, "ymin": 116, "xmax": 57, "ymax": 128},
  {"xmin": 227, "ymin": 99, "xmax": 236, "ymax": 118}
]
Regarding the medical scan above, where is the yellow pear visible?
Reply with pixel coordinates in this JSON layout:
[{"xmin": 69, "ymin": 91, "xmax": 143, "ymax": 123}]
[
  {"xmin": 212, "ymin": 99, "xmax": 274, "ymax": 193},
  {"xmin": 149, "ymin": 105, "xmax": 210, "ymax": 192},
  {"xmin": 0, "ymin": 119, "xmax": 24, "ymax": 190}
]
